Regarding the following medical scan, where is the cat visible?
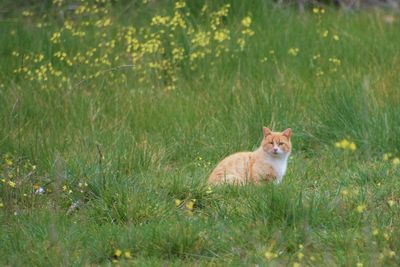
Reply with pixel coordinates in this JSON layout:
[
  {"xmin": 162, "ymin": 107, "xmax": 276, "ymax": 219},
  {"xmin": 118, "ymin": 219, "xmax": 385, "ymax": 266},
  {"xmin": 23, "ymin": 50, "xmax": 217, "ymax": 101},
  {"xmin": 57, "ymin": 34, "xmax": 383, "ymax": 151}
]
[{"xmin": 208, "ymin": 127, "xmax": 291, "ymax": 185}]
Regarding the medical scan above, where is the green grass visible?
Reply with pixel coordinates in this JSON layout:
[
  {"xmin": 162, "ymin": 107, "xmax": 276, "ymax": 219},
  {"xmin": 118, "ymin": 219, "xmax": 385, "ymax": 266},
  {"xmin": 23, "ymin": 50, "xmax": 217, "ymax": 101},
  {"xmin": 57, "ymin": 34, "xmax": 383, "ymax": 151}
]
[{"xmin": 1, "ymin": 1, "xmax": 400, "ymax": 266}]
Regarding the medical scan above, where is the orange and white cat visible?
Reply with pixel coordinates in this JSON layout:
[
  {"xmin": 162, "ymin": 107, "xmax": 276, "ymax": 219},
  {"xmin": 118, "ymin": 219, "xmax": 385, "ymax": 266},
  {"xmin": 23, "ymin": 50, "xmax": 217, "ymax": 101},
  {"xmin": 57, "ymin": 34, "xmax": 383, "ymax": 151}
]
[{"xmin": 208, "ymin": 127, "xmax": 291, "ymax": 185}]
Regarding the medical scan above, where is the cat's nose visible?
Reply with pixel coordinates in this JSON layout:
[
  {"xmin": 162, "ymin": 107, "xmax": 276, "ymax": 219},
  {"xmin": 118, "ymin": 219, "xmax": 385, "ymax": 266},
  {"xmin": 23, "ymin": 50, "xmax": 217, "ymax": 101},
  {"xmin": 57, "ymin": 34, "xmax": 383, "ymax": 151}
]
[{"xmin": 273, "ymin": 147, "xmax": 278, "ymax": 153}]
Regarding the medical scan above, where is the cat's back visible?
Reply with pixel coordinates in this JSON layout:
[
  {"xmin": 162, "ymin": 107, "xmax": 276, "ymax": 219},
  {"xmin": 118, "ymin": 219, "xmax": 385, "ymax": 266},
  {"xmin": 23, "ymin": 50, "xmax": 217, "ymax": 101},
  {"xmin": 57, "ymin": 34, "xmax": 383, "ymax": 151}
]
[{"xmin": 208, "ymin": 151, "xmax": 252, "ymax": 185}]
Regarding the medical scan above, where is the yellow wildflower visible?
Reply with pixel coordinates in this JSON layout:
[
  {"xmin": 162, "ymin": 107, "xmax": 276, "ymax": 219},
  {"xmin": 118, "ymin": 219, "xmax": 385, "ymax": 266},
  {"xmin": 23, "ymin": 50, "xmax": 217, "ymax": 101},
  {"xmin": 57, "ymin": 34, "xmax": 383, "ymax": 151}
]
[
  {"xmin": 170, "ymin": 11, "xmax": 186, "ymax": 29},
  {"xmin": 388, "ymin": 250, "xmax": 396, "ymax": 258},
  {"xmin": 185, "ymin": 200, "xmax": 195, "ymax": 210},
  {"xmin": 175, "ymin": 199, "xmax": 182, "ymax": 207},
  {"xmin": 264, "ymin": 251, "xmax": 278, "ymax": 261},
  {"xmin": 185, "ymin": 210, "xmax": 193, "ymax": 216},
  {"xmin": 384, "ymin": 232, "xmax": 390, "ymax": 240},
  {"xmin": 8, "ymin": 181, "xmax": 16, "ymax": 188},
  {"xmin": 201, "ymin": 4, "xmax": 208, "ymax": 14},
  {"xmin": 151, "ymin": 15, "xmax": 170, "ymax": 26},
  {"xmin": 373, "ymin": 229, "xmax": 379, "ymax": 236},
  {"xmin": 53, "ymin": 0, "xmax": 63, "ymax": 7},
  {"xmin": 241, "ymin": 28, "xmax": 255, "ymax": 36},
  {"xmin": 206, "ymin": 186, "xmax": 213, "ymax": 194},
  {"xmin": 333, "ymin": 34, "xmax": 339, "ymax": 41},
  {"xmin": 335, "ymin": 139, "xmax": 356, "ymax": 151},
  {"xmin": 172, "ymin": 47, "xmax": 185, "ymax": 62},
  {"xmin": 383, "ymin": 153, "xmax": 392, "ymax": 161},
  {"xmin": 241, "ymin": 16, "xmax": 252, "ymax": 27},
  {"xmin": 22, "ymin": 10, "xmax": 34, "ymax": 17},
  {"xmin": 5, "ymin": 158, "xmax": 13, "ymax": 166},
  {"xmin": 0, "ymin": 203, "xmax": 3, "ymax": 208},
  {"xmin": 191, "ymin": 31, "xmax": 210, "ymax": 47},
  {"xmin": 356, "ymin": 204, "xmax": 366, "ymax": 213},
  {"xmin": 356, "ymin": 263, "xmax": 363, "ymax": 267},
  {"xmin": 387, "ymin": 200, "xmax": 396, "ymax": 207},
  {"xmin": 297, "ymin": 252, "xmax": 304, "ymax": 260},
  {"xmin": 50, "ymin": 32, "xmax": 61, "ymax": 44},
  {"xmin": 175, "ymin": 1, "xmax": 185, "ymax": 9},
  {"xmin": 349, "ymin": 142, "xmax": 356, "ymax": 151},
  {"xmin": 293, "ymin": 262, "xmax": 301, "ymax": 267},
  {"xmin": 114, "ymin": 249, "xmax": 122, "ymax": 257},
  {"xmin": 288, "ymin": 48, "xmax": 299, "ymax": 56},
  {"xmin": 237, "ymin": 38, "xmax": 246, "ymax": 50},
  {"xmin": 214, "ymin": 29, "xmax": 230, "ymax": 42},
  {"xmin": 329, "ymin": 57, "xmax": 341, "ymax": 66},
  {"xmin": 392, "ymin": 157, "xmax": 400, "ymax": 166},
  {"xmin": 124, "ymin": 251, "xmax": 132, "ymax": 259}
]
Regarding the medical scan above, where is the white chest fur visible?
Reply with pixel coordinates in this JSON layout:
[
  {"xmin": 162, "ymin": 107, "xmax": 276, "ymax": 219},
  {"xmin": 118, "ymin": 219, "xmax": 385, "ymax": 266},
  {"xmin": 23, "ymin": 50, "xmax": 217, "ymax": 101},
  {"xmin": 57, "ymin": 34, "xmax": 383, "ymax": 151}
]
[{"xmin": 265, "ymin": 154, "xmax": 289, "ymax": 184}]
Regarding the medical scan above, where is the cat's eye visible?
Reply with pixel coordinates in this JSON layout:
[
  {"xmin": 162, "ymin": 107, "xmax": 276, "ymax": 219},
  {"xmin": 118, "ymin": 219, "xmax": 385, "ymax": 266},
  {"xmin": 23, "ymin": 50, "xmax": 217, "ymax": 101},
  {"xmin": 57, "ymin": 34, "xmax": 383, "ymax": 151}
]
[
  {"xmin": 279, "ymin": 142, "xmax": 284, "ymax": 146},
  {"xmin": 269, "ymin": 142, "xmax": 274, "ymax": 145}
]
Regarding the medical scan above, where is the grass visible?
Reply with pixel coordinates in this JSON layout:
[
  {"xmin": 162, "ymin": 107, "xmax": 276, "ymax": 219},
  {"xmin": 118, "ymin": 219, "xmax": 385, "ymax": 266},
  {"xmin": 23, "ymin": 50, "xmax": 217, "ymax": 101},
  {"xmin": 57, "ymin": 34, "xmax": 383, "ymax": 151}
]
[{"xmin": 0, "ymin": 1, "xmax": 400, "ymax": 266}]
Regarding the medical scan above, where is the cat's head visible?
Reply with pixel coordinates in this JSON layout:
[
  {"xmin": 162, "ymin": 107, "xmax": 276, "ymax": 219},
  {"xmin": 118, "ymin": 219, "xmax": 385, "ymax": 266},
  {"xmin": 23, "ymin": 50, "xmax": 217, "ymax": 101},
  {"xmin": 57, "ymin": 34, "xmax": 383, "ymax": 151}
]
[{"xmin": 261, "ymin": 127, "xmax": 292, "ymax": 157}]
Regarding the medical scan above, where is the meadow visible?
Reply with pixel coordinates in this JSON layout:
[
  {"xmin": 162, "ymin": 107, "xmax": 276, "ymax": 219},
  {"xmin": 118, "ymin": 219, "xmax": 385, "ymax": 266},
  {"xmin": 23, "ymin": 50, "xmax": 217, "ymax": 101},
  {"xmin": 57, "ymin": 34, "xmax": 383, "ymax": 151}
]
[{"xmin": 0, "ymin": 0, "xmax": 400, "ymax": 266}]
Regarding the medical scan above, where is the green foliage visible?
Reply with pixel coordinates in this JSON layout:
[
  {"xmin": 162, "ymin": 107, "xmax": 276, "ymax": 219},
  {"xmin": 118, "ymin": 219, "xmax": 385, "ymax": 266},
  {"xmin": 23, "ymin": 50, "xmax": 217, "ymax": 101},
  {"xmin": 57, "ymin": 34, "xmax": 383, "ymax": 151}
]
[{"xmin": 1, "ymin": 1, "xmax": 400, "ymax": 266}]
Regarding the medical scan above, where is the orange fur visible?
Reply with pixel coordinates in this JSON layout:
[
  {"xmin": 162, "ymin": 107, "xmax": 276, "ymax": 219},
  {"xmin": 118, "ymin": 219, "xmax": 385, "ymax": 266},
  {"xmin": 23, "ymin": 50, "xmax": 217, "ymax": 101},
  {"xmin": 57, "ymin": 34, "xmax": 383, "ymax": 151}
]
[{"xmin": 208, "ymin": 127, "xmax": 292, "ymax": 185}]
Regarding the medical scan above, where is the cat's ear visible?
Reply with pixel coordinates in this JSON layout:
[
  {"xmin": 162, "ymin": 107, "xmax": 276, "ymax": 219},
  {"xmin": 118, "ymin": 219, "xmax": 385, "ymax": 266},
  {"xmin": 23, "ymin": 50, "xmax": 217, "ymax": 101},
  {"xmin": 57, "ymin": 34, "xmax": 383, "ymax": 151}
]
[
  {"xmin": 263, "ymin": 127, "xmax": 272, "ymax": 137},
  {"xmin": 282, "ymin": 128, "xmax": 291, "ymax": 139}
]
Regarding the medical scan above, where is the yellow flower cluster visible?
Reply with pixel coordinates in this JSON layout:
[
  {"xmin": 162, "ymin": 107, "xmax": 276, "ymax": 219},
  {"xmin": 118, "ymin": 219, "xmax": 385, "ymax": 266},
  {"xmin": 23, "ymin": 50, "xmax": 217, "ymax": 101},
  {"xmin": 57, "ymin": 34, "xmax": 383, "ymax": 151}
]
[
  {"xmin": 22, "ymin": 10, "xmax": 34, "ymax": 17},
  {"xmin": 264, "ymin": 251, "xmax": 278, "ymax": 261},
  {"xmin": 191, "ymin": 31, "xmax": 211, "ymax": 47},
  {"xmin": 328, "ymin": 57, "xmax": 341, "ymax": 66},
  {"xmin": 113, "ymin": 248, "xmax": 132, "ymax": 263},
  {"xmin": 335, "ymin": 139, "xmax": 357, "ymax": 151},
  {"xmin": 0, "ymin": 152, "xmax": 95, "ymax": 214},
  {"xmin": 175, "ymin": 1, "xmax": 186, "ymax": 9},
  {"xmin": 309, "ymin": 6, "xmax": 344, "ymax": 77},
  {"xmin": 1, "ymin": 154, "xmax": 43, "ymax": 213},
  {"xmin": 264, "ymin": 241, "xmax": 280, "ymax": 262},
  {"xmin": 356, "ymin": 203, "xmax": 366, "ymax": 213},
  {"xmin": 195, "ymin": 156, "xmax": 211, "ymax": 168},
  {"xmin": 210, "ymin": 4, "xmax": 230, "ymax": 30},
  {"xmin": 214, "ymin": 29, "xmax": 230, "ymax": 42},
  {"xmin": 13, "ymin": 1, "xmax": 255, "ymax": 91},
  {"xmin": 175, "ymin": 198, "xmax": 197, "ymax": 216},
  {"xmin": 312, "ymin": 7, "xmax": 325, "ymax": 14},
  {"xmin": 333, "ymin": 34, "xmax": 340, "ymax": 41},
  {"xmin": 50, "ymin": 32, "xmax": 61, "ymax": 44},
  {"xmin": 383, "ymin": 153, "xmax": 400, "ymax": 166},
  {"xmin": 241, "ymin": 16, "xmax": 252, "ymax": 27},
  {"xmin": 288, "ymin": 47, "xmax": 300, "ymax": 56}
]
